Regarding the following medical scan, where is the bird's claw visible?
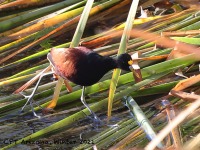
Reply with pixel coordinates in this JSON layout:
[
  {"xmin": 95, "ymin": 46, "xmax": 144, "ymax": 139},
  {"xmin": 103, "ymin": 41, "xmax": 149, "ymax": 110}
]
[
  {"xmin": 91, "ymin": 115, "xmax": 104, "ymax": 127},
  {"xmin": 19, "ymin": 92, "xmax": 43, "ymax": 117},
  {"xmin": 19, "ymin": 109, "xmax": 24, "ymax": 115},
  {"xmin": 33, "ymin": 112, "xmax": 41, "ymax": 118},
  {"xmin": 19, "ymin": 107, "xmax": 41, "ymax": 118}
]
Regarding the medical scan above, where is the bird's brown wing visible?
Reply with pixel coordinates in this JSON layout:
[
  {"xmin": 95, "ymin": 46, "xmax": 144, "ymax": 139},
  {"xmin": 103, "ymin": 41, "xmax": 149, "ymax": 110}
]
[
  {"xmin": 50, "ymin": 47, "xmax": 87, "ymax": 80},
  {"xmin": 74, "ymin": 46, "xmax": 93, "ymax": 53}
]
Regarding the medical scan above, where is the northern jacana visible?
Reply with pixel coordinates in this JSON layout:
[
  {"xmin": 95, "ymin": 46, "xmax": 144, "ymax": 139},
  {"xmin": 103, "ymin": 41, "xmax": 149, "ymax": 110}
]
[{"xmin": 20, "ymin": 46, "xmax": 134, "ymax": 119}]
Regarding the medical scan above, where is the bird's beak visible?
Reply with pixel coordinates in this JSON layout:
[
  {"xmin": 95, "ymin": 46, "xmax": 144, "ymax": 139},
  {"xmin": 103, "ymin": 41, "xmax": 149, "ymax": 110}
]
[
  {"xmin": 128, "ymin": 60, "xmax": 135, "ymax": 72},
  {"xmin": 128, "ymin": 60, "xmax": 134, "ymax": 66},
  {"xmin": 128, "ymin": 60, "xmax": 140, "ymax": 70},
  {"xmin": 128, "ymin": 59, "xmax": 142, "ymax": 83}
]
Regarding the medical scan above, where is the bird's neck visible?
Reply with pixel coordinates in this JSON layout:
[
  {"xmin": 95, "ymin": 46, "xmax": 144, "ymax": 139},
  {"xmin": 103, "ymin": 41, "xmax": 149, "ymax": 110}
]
[{"xmin": 103, "ymin": 57, "xmax": 118, "ymax": 71}]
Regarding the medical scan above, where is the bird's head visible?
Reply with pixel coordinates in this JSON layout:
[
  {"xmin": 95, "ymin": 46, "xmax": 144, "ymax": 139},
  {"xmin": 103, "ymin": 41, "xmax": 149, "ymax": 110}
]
[{"xmin": 117, "ymin": 53, "xmax": 133, "ymax": 71}]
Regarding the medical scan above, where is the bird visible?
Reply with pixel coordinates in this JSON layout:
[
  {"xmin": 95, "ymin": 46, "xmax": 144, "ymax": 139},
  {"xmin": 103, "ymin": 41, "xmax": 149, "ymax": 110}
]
[
  {"xmin": 20, "ymin": 46, "xmax": 134, "ymax": 119},
  {"xmin": 49, "ymin": 46, "xmax": 132, "ymax": 86}
]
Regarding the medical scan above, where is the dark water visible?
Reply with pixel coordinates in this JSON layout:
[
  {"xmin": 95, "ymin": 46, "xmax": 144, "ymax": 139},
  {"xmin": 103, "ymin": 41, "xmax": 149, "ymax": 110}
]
[{"xmin": 0, "ymin": 101, "xmax": 130, "ymax": 150}]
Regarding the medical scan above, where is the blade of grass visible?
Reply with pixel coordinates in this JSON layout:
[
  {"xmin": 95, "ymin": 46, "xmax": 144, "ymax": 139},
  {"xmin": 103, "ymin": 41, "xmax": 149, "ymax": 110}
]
[
  {"xmin": 108, "ymin": 0, "xmax": 139, "ymax": 118},
  {"xmin": 171, "ymin": 37, "xmax": 200, "ymax": 45},
  {"xmin": 162, "ymin": 99, "xmax": 182, "ymax": 149},
  {"xmin": 0, "ymin": 0, "xmax": 63, "ymax": 12},
  {"xmin": 123, "ymin": 96, "xmax": 164, "ymax": 149}
]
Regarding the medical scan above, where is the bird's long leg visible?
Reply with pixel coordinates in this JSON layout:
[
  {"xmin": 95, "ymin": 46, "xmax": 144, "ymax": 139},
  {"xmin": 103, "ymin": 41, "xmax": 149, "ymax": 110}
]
[
  {"xmin": 20, "ymin": 71, "xmax": 53, "ymax": 117},
  {"xmin": 81, "ymin": 86, "xmax": 99, "ymax": 121},
  {"xmin": 81, "ymin": 87, "xmax": 117, "ymax": 127},
  {"xmin": 45, "ymin": 76, "xmax": 64, "ymax": 111},
  {"xmin": 14, "ymin": 65, "xmax": 52, "ymax": 94}
]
